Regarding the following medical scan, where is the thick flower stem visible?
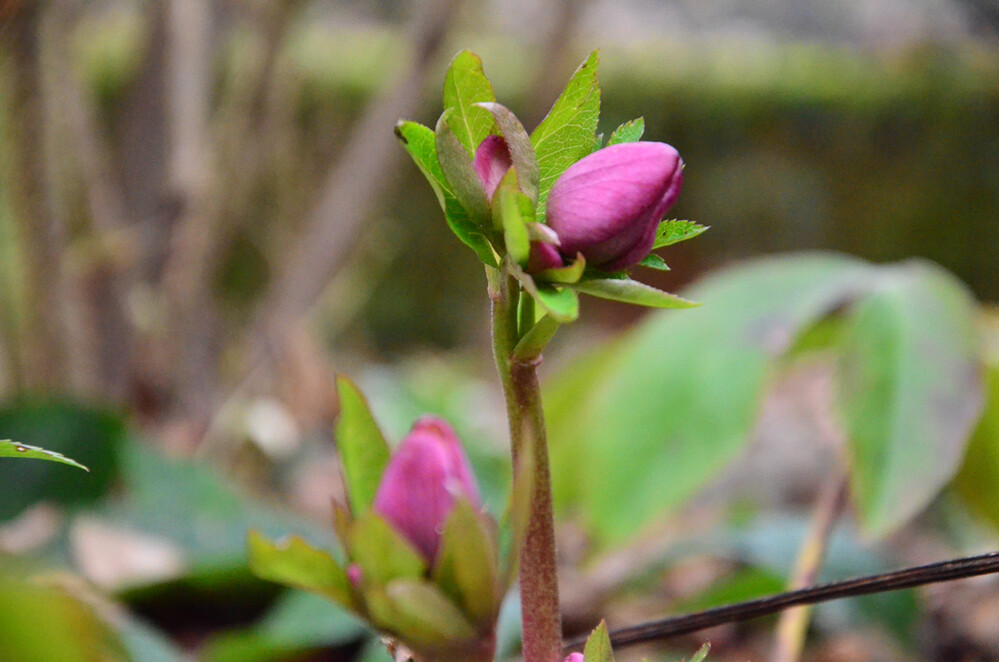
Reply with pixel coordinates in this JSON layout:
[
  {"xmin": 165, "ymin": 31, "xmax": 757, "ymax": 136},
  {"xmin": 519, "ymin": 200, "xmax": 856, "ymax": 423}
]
[{"xmin": 489, "ymin": 268, "xmax": 562, "ymax": 662}]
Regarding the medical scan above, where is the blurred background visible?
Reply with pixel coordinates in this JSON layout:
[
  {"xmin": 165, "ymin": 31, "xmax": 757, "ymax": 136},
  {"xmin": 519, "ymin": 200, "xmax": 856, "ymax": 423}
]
[{"xmin": 1, "ymin": 0, "xmax": 998, "ymax": 660}]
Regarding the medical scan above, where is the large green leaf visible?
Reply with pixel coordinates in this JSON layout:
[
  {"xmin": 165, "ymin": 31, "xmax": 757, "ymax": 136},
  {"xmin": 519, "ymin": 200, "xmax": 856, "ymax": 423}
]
[
  {"xmin": 838, "ymin": 260, "xmax": 983, "ymax": 537},
  {"xmin": 441, "ymin": 50, "xmax": 496, "ymax": 156},
  {"xmin": 0, "ymin": 440, "xmax": 89, "ymax": 471},
  {"xmin": 530, "ymin": 50, "xmax": 601, "ymax": 221},
  {"xmin": 547, "ymin": 253, "xmax": 874, "ymax": 544},
  {"xmin": 334, "ymin": 375, "xmax": 391, "ymax": 515}
]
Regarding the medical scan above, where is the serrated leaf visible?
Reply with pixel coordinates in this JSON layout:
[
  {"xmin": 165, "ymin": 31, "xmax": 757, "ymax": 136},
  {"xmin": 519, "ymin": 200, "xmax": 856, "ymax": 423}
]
[
  {"xmin": 583, "ymin": 621, "xmax": 614, "ymax": 662},
  {"xmin": 476, "ymin": 102, "xmax": 539, "ymax": 203},
  {"xmin": 531, "ymin": 50, "xmax": 601, "ymax": 221},
  {"xmin": 442, "ymin": 50, "xmax": 497, "ymax": 156},
  {"xmin": 432, "ymin": 500, "xmax": 500, "ymax": 627},
  {"xmin": 838, "ymin": 260, "xmax": 983, "ymax": 537},
  {"xmin": 367, "ymin": 579, "xmax": 477, "ymax": 651},
  {"xmin": 493, "ymin": 169, "xmax": 531, "ymax": 266},
  {"xmin": 638, "ymin": 253, "xmax": 670, "ymax": 271},
  {"xmin": 348, "ymin": 512, "xmax": 426, "ymax": 585},
  {"xmin": 334, "ymin": 375, "xmax": 390, "ymax": 515},
  {"xmin": 652, "ymin": 219, "xmax": 709, "ymax": 249},
  {"xmin": 574, "ymin": 278, "xmax": 698, "ymax": 308},
  {"xmin": 0, "ymin": 439, "xmax": 89, "ymax": 471},
  {"xmin": 607, "ymin": 117, "xmax": 645, "ymax": 146},
  {"xmin": 436, "ymin": 112, "xmax": 490, "ymax": 224},
  {"xmin": 247, "ymin": 531, "xmax": 355, "ymax": 609}
]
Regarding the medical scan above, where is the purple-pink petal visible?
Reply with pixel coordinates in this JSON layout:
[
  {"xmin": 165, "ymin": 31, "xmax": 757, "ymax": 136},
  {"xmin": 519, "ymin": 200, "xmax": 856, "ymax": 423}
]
[{"xmin": 473, "ymin": 135, "xmax": 513, "ymax": 202}]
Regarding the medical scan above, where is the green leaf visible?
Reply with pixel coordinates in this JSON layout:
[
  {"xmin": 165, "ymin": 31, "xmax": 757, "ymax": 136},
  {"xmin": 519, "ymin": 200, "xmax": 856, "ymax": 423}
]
[
  {"xmin": 476, "ymin": 101, "xmax": 539, "ymax": 203},
  {"xmin": 441, "ymin": 50, "xmax": 497, "ymax": 156},
  {"xmin": 536, "ymin": 253, "xmax": 586, "ymax": 284},
  {"xmin": 445, "ymin": 198, "xmax": 498, "ymax": 267},
  {"xmin": 652, "ymin": 219, "xmax": 709, "ymax": 249},
  {"xmin": 432, "ymin": 500, "xmax": 500, "ymax": 627},
  {"xmin": 246, "ymin": 531, "xmax": 355, "ymax": 609},
  {"xmin": 573, "ymin": 278, "xmax": 698, "ymax": 308},
  {"xmin": 366, "ymin": 579, "xmax": 477, "ymax": 651},
  {"xmin": 493, "ymin": 169, "xmax": 531, "ymax": 266},
  {"xmin": 607, "ymin": 117, "xmax": 645, "ymax": 146},
  {"xmin": 547, "ymin": 253, "xmax": 875, "ymax": 544},
  {"xmin": 436, "ymin": 112, "xmax": 490, "ymax": 224},
  {"xmin": 838, "ymin": 260, "xmax": 984, "ymax": 537},
  {"xmin": 583, "ymin": 621, "xmax": 614, "ymax": 662},
  {"xmin": 531, "ymin": 50, "xmax": 601, "ymax": 221},
  {"xmin": 690, "ymin": 643, "xmax": 711, "ymax": 662},
  {"xmin": 955, "ymin": 362, "xmax": 999, "ymax": 527},
  {"xmin": 511, "ymin": 315, "xmax": 561, "ymax": 363},
  {"xmin": 347, "ymin": 512, "xmax": 427, "ymax": 585},
  {"xmin": 638, "ymin": 253, "xmax": 670, "ymax": 271},
  {"xmin": 509, "ymin": 264, "xmax": 579, "ymax": 323},
  {"xmin": 334, "ymin": 375, "xmax": 391, "ymax": 515},
  {"xmin": 0, "ymin": 439, "xmax": 89, "ymax": 471}
]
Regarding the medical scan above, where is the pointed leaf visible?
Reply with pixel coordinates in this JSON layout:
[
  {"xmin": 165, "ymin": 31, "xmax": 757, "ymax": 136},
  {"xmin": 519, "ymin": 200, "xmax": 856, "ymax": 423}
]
[
  {"xmin": 247, "ymin": 531, "xmax": 355, "ymax": 608},
  {"xmin": 689, "ymin": 643, "xmax": 711, "ymax": 662},
  {"xmin": 531, "ymin": 50, "xmax": 601, "ymax": 221},
  {"xmin": 476, "ymin": 101, "xmax": 539, "ymax": 202},
  {"xmin": 574, "ymin": 278, "xmax": 699, "ymax": 308},
  {"xmin": 436, "ymin": 113, "xmax": 490, "ymax": 224},
  {"xmin": 583, "ymin": 621, "xmax": 614, "ymax": 662},
  {"xmin": 0, "ymin": 440, "xmax": 89, "ymax": 471},
  {"xmin": 334, "ymin": 376, "xmax": 391, "ymax": 515},
  {"xmin": 638, "ymin": 253, "xmax": 670, "ymax": 271},
  {"xmin": 511, "ymin": 315, "xmax": 562, "ymax": 363},
  {"xmin": 395, "ymin": 120, "xmax": 449, "ymax": 209},
  {"xmin": 367, "ymin": 579, "xmax": 477, "ymax": 650},
  {"xmin": 432, "ymin": 500, "xmax": 500, "ymax": 626},
  {"xmin": 442, "ymin": 50, "xmax": 497, "ymax": 156},
  {"xmin": 652, "ymin": 219, "xmax": 709, "ymax": 249},
  {"xmin": 838, "ymin": 260, "xmax": 983, "ymax": 537},
  {"xmin": 607, "ymin": 117, "xmax": 645, "ymax": 146},
  {"xmin": 348, "ymin": 512, "xmax": 427, "ymax": 585}
]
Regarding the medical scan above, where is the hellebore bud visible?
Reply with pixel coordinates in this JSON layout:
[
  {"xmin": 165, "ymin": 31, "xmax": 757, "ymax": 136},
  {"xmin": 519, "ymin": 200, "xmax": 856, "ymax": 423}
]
[
  {"xmin": 473, "ymin": 135, "xmax": 513, "ymax": 203},
  {"xmin": 546, "ymin": 142, "xmax": 683, "ymax": 271},
  {"xmin": 563, "ymin": 655, "xmax": 584, "ymax": 662},
  {"xmin": 372, "ymin": 416, "xmax": 481, "ymax": 561}
]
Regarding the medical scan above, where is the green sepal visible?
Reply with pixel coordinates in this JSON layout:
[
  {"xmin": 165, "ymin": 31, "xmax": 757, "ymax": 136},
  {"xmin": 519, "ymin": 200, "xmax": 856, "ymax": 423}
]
[
  {"xmin": 638, "ymin": 253, "xmax": 670, "ymax": 271},
  {"xmin": 246, "ymin": 531, "xmax": 356, "ymax": 610},
  {"xmin": 510, "ymin": 262, "xmax": 580, "ymax": 322},
  {"xmin": 690, "ymin": 643, "xmax": 712, "ymax": 662},
  {"xmin": 573, "ymin": 278, "xmax": 699, "ymax": 309},
  {"xmin": 347, "ymin": 512, "xmax": 427, "ymax": 586},
  {"xmin": 436, "ymin": 112, "xmax": 490, "ymax": 225},
  {"xmin": 442, "ymin": 50, "xmax": 497, "ymax": 157},
  {"xmin": 0, "ymin": 439, "xmax": 89, "ymax": 471},
  {"xmin": 492, "ymin": 168, "xmax": 532, "ymax": 266},
  {"xmin": 536, "ymin": 252, "xmax": 586, "ymax": 284},
  {"xmin": 607, "ymin": 117, "xmax": 645, "ymax": 146},
  {"xmin": 366, "ymin": 579, "xmax": 478, "ymax": 651},
  {"xmin": 476, "ymin": 101, "xmax": 539, "ymax": 203},
  {"xmin": 395, "ymin": 120, "xmax": 497, "ymax": 267},
  {"xmin": 531, "ymin": 50, "xmax": 601, "ymax": 221},
  {"xmin": 432, "ymin": 499, "xmax": 501, "ymax": 627},
  {"xmin": 511, "ymin": 314, "xmax": 561, "ymax": 363},
  {"xmin": 582, "ymin": 620, "xmax": 615, "ymax": 662},
  {"xmin": 652, "ymin": 219, "xmax": 709, "ymax": 249},
  {"xmin": 334, "ymin": 375, "xmax": 391, "ymax": 516}
]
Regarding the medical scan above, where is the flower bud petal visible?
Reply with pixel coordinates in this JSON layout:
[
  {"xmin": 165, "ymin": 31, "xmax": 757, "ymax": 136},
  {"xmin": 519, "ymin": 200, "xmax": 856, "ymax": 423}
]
[
  {"xmin": 546, "ymin": 142, "xmax": 683, "ymax": 271},
  {"xmin": 372, "ymin": 416, "xmax": 481, "ymax": 561},
  {"xmin": 563, "ymin": 654, "xmax": 584, "ymax": 662},
  {"xmin": 474, "ymin": 135, "xmax": 513, "ymax": 202},
  {"xmin": 527, "ymin": 241, "xmax": 564, "ymax": 273}
]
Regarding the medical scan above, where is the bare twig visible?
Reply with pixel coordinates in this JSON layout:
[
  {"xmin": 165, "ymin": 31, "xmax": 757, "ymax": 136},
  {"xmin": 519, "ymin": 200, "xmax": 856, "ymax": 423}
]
[
  {"xmin": 562, "ymin": 551, "xmax": 999, "ymax": 653},
  {"xmin": 771, "ymin": 475, "xmax": 849, "ymax": 662}
]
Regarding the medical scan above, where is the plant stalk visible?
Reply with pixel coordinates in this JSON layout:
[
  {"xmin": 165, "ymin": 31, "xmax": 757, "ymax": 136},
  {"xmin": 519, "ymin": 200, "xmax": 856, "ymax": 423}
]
[{"xmin": 490, "ymin": 268, "xmax": 562, "ymax": 662}]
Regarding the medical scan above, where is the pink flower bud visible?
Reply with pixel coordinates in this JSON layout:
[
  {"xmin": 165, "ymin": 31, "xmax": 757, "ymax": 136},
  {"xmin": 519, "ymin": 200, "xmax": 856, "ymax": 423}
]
[
  {"xmin": 546, "ymin": 142, "xmax": 683, "ymax": 271},
  {"xmin": 563, "ymin": 654, "xmax": 584, "ymax": 662},
  {"xmin": 527, "ymin": 240, "xmax": 564, "ymax": 273},
  {"xmin": 473, "ymin": 135, "xmax": 513, "ymax": 202},
  {"xmin": 372, "ymin": 416, "xmax": 481, "ymax": 561}
]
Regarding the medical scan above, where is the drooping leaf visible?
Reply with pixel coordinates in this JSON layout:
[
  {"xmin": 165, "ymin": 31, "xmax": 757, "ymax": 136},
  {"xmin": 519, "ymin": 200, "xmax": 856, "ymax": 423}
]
[
  {"xmin": 246, "ymin": 531, "xmax": 354, "ymax": 609},
  {"xmin": 582, "ymin": 621, "xmax": 614, "ymax": 662},
  {"xmin": 436, "ymin": 112, "xmax": 490, "ymax": 224},
  {"xmin": 652, "ymin": 219, "xmax": 709, "ymax": 249},
  {"xmin": 477, "ymin": 101, "xmax": 539, "ymax": 202},
  {"xmin": 547, "ymin": 253, "xmax": 875, "ymax": 544},
  {"xmin": 838, "ymin": 260, "xmax": 983, "ymax": 537},
  {"xmin": 573, "ymin": 278, "xmax": 698, "ymax": 308},
  {"xmin": 0, "ymin": 440, "xmax": 89, "ymax": 471},
  {"xmin": 638, "ymin": 253, "xmax": 670, "ymax": 271},
  {"xmin": 441, "ymin": 50, "xmax": 497, "ymax": 156},
  {"xmin": 531, "ymin": 50, "xmax": 601, "ymax": 221},
  {"xmin": 334, "ymin": 375, "xmax": 391, "ymax": 515},
  {"xmin": 607, "ymin": 117, "xmax": 645, "ymax": 146},
  {"xmin": 347, "ymin": 512, "xmax": 426, "ymax": 586},
  {"xmin": 432, "ymin": 500, "xmax": 500, "ymax": 627}
]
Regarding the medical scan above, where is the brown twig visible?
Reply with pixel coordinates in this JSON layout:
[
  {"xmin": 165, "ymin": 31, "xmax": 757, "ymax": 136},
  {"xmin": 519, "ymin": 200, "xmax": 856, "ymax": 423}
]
[{"xmin": 562, "ymin": 551, "xmax": 999, "ymax": 652}]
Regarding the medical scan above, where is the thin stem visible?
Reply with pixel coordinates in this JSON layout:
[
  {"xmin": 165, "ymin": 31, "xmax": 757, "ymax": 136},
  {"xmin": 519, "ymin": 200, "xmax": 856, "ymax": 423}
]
[
  {"xmin": 490, "ymin": 269, "xmax": 562, "ymax": 662},
  {"xmin": 771, "ymin": 475, "xmax": 849, "ymax": 662},
  {"xmin": 562, "ymin": 550, "xmax": 999, "ymax": 652}
]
